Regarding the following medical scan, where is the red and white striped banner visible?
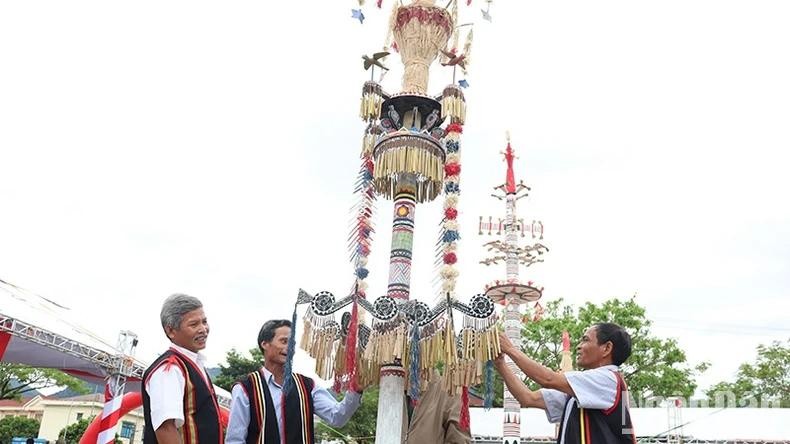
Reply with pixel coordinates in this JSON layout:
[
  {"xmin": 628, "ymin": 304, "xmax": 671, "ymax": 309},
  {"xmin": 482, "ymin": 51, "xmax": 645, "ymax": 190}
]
[{"xmin": 96, "ymin": 384, "xmax": 123, "ymax": 444}]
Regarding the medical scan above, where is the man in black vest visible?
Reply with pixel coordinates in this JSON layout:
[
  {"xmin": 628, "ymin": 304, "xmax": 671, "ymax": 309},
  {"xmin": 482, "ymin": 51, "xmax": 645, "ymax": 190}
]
[
  {"xmin": 225, "ymin": 319, "xmax": 363, "ymax": 444},
  {"xmin": 494, "ymin": 322, "xmax": 636, "ymax": 444},
  {"xmin": 142, "ymin": 294, "xmax": 222, "ymax": 444}
]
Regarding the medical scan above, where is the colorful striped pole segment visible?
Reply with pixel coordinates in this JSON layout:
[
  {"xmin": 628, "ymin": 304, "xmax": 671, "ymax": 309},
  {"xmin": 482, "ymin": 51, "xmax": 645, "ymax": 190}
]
[{"xmin": 387, "ymin": 178, "xmax": 417, "ymax": 300}]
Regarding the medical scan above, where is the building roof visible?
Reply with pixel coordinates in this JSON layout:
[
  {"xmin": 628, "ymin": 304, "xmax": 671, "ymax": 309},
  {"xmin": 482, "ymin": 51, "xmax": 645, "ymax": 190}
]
[
  {"xmin": 0, "ymin": 399, "xmax": 24, "ymax": 407},
  {"xmin": 52, "ymin": 393, "xmax": 105, "ymax": 402},
  {"xmin": 0, "ymin": 395, "xmax": 44, "ymax": 410}
]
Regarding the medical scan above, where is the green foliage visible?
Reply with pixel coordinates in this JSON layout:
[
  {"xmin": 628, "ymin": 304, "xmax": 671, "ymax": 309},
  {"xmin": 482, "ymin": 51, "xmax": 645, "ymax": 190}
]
[
  {"xmin": 519, "ymin": 297, "xmax": 707, "ymax": 405},
  {"xmin": 315, "ymin": 388, "xmax": 378, "ymax": 444},
  {"xmin": 706, "ymin": 339, "xmax": 789, "ymax": 407},
  {"xmin": 57, "ymin": 416, "xmax": 94, "ymax": 444},
  {"xmin": 215, "ymin": 348, "xmax": 263, "ymax": 392},
  {"xmin": 0, "ymin": 363, "xmax": 87, "ymax": 401},
  {"xmin": 0, "ymin": 416, "xmax": 40, "ymax": 444}
]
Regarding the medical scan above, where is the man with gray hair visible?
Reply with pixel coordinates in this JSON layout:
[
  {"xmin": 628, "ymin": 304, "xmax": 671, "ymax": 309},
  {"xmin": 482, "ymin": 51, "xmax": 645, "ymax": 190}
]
[{"xmin": 142, "ymin": 294, "xmax": 222, "ymax": 444}]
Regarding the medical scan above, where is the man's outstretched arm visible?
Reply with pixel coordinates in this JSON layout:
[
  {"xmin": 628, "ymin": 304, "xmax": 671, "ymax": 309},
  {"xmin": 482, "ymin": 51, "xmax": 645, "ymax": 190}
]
[
  {"xmin": 493, "ymin": 355, "xmax": 546, "ymax": 409},
  {"xmin": 312, "ymin": 386, "xmax": 362, "ymax": 428},
  {"xmin": 499, "ymin": 332, "xmax": 575, "ymax": 397}
]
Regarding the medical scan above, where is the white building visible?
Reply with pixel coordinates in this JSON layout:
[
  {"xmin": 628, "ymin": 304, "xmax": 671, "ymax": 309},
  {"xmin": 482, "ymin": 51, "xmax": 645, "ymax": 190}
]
[
  {"xmin": 37, "ymin": 394, "xmax": 144, "ymax": 444},
  {"xmin": 469, "ymin": 407, "xmax": 790, "ymax": 442}
]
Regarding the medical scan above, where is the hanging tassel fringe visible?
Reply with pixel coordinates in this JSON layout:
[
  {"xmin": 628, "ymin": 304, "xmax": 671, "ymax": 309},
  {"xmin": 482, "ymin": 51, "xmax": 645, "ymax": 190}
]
[
  {"xmin": 345, "ymin": 300, "xmax": 360, "ymax": 392},
  {"xmin": 460, "ymin": 312, "xmax": 501, "ymax": 363},
  {"xmin": 408, "ymin": 322, "xmax": 421, "ymax": 405},
  {"xmin": 364, "ymin": 320, "xmax": 407, "ymax": 365},
  {"xmin": 332, "ymin": 336, "xmax": 345, "ymax": 393},
  {"xmin": 441, "ymin": 86, "xmax": 466, "ymax": 123},
  {"xmin": 282, "ymin": 303, "xmax": 298, "ymax": 395},
  {"xmin": 360, "ymin": 82, "xmax": 383, "ymax": 121},
  {"xmin": 484, "ymin": 359, "xmax": 494, "ymax": 410},
  {"xmin": 460, "ymin": 385, "xmax": 471, "ymax": 431},
  {"xmin": 372, "ymin": 143, "xmax": 445, "ymax": 203}
]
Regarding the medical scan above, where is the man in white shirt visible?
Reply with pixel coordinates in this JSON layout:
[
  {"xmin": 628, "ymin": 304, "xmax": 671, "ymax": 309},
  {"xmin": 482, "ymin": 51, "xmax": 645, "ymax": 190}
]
[
  {"xmin": 494, "ymin": 322, "xmax": 636, "ymax": 444},
  {"xmin": 142, "ymin": 294, "xmax": 222, "ymax": 444},
  {"xmin": 226, "ymin": 319, "xmax": 362, "ymax": 444}
]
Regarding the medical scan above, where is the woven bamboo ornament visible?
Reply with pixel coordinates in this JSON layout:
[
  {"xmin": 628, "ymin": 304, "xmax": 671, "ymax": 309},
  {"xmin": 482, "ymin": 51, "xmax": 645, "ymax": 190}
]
[
  {"xmin": 360, "ymin": 81, "xmax": 384, "ymax": 121},
  {"xmin": 460, "ymin": 314, "xmax": 501, "ymax": 363},
  {"xmin": 363, "ymin": 320, "xmax": 408, "ymax": 365},
  {"xmin": 372, "ymin": 135, "xmax": 446, "ymax": 203},
  {"xmin": 442, "ymin": 358, "xmax": 482, "ymax": 395},
  {"xmin": 441, "ymin": 85, "xmax": 466, "ymax": 123},
  {"xmin": 300, "ymin": 312, "xmax": 340, "ymax": 378},
  {"xmin": 392, "ymin": 5, "xmax": 452, "ymax": 94}
]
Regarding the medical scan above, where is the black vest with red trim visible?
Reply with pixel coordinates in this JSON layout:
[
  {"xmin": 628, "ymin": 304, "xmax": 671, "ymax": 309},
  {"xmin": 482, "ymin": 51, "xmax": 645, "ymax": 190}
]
[
  {"xmin": 557, "ymin": 371, "xmax": 636, "ymax": 444},
  {"xmin": 237, "ymin": 369, "xmax": 316, "ymax": 444},
  {"xmin": 142, "ymin": 348, "xmax": 222, "ymax": 444}
]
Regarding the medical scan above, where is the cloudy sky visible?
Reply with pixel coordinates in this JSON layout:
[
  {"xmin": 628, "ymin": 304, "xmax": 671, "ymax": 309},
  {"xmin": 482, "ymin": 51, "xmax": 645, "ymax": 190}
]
[{"xmin": 1, "ymin": 1, "xmax": 788, "ymax": 395}]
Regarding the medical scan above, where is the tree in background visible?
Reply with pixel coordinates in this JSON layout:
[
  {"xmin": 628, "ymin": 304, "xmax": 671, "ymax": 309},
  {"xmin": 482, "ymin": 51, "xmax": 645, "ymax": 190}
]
[
  {"xmin": 0, "ymin": 364, "xmax": 87, "ymax": 401},
  {"xmin": 57, "ymin": 416, "xmax": 94, "ymax": 444},
  {"xmin": 0, "ymin": 416, "xmax": 40, "ymax": 444},
  {"xmin": 215, "ymin": 348, "xmax": 263, "ymax": 391},
  {"xmin": 517, "ymin": 297, "xmax": 708, "ymax": 406},
  {"xmin": 315, "ymin": 388, "xmax": 379, "ymax": 444},
  {"xmin": 706, "ymin": 339, "xmax": 789, "ymax": 407}
]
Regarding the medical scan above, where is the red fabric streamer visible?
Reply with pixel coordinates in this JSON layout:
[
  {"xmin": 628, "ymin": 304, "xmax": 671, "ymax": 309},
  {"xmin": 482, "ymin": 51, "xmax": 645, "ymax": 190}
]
[
  {"xmin": 444, "ymin": 207, "xmax": 458, "ymax": 220},
  {"xmin": 504, "ymin": 143, "xmax": 516, "ymax": 193},
  {"xmin": 444, "ymin": 162, "xmax": 461, "ymax": 176},
  {"xmin": 446, "ymin": 123, "xmax": 463, "ymax": 134},
  {"xmin": 467, "ymin": 0, "xmax": 472, "ymax": 6},
  {"xmin": 460, "ymin": 386, "xmax": 470, "ymax": 431},
  {"xmin": 345, "ymin": 300, "xmax": 359, "ymax": 392},
  {"xmin": 377, "ymin": 0, "xmax": 383, "ymax": 7},
  {"xmin": 443, "ymin": 252, "xmax": 457, "ymax": 264}
]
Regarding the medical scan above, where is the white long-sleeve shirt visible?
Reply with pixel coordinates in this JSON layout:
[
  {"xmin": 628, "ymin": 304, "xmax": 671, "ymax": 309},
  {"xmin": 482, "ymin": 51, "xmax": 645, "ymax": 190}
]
[
  {"xmin": 144, "ymin": 344, "xmax": 211, "ymax": 431},
  {"xmin": 540, "ymin": 364, "xmax": 621, "ymax": 444}
]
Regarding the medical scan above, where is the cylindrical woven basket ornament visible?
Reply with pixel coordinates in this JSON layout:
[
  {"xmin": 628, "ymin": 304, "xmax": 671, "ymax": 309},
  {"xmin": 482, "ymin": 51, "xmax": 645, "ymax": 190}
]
[{"xmin": 392, "ymin": 2, "xmax": 453, "ymax": 94}]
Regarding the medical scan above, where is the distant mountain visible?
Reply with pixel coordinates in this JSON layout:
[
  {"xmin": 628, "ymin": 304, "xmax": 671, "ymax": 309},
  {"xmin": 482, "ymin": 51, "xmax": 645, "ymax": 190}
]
[
  {"xmin": 49, "ymin": 383, "xmax": 103, "ymax": 399},
  {"xmin": 9, "ymin": 379, "xmax": 43, "ymax": 398}
]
